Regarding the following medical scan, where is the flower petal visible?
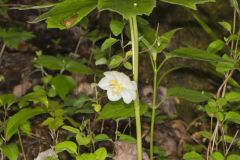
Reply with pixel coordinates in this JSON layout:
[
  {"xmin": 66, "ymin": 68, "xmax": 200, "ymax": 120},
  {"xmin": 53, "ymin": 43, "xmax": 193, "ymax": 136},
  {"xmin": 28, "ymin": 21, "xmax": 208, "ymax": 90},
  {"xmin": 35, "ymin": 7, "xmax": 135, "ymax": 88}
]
[
  {"xmin": 98, "ymin": 77, "xmax": 110, "ymax": 90},
  {"xmin": 121, "ymin": 89, "xmax": 136, "ymax": 104},
  {"xmin": 107, "ymin": 90, "xmax": 121, "ymax": 101}
]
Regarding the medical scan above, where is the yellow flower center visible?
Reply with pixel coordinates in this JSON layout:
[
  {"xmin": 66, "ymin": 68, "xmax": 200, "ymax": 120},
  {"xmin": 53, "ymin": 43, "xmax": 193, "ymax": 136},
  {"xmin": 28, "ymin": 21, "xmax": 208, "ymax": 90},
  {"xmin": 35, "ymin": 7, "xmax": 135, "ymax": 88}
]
[{"xmin": 109, "ymin": 80, "xmax": 123, "ymax": 95}]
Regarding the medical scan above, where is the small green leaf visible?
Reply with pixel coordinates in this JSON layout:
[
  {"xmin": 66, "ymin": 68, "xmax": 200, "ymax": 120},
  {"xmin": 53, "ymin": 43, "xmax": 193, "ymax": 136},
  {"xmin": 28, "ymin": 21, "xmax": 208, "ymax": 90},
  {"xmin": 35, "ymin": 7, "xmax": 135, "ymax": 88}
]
[
  {"xmin": 76, "ymin": 153, "xmax": 95, "ymax": 160},
  {"xmin": 210, "ymin": 152, "xmax": 224, "ymax": 160},
  {"xmin": 95, "ymin": 134, "xmax": 112, "ymax": 142},
  {"xmin": 55, "ymin": 141, "xmax": 77, "ymax": 155},
  {"xmin": 119, "ymin": 134, "xmax": 137, "ymax": 143},
  {"xmin": 76, "ymin": 134, "xmax": 91, "ymax": 146},
  {"xmin": 219, "ymin": 21, "xmax": 232, "ymax": 33},
  {"xmin": 183, "ymin": 151, "xmax": 204, "ymax": 160},
  {"xmin": 94, "ymin": 147, "xmax": 107, "ymax": 160},
  {"xmin": 65, "ymin": 60, "xmax": 94, "ymax": 75},
  {"xmin": 167, "ymin": 87, "xmax": 210, "ymax": 102},
  {"xmin": 0, "ymin": 94, "xmax": 15, "ymax": 107},
  {"xmin": 207, "ymin": 40, "xmax": 225, "ymax": 53},
  {"xmin": 35, "ymin": 55, "xmax": 64, "ymax": 71},
  {"xmin": 123, "ymin": 61, "xmax": 132, "ymax": 70},
  {"xmin": 62, "ymin": 125, "xmax": 80, "ymax": 134},
  {"xmin": 108, "ymin": 55, "xmax": 123, "ymax": 69},
  {"xmin": 97, "ymin": 101, "xmax": 148, "ymax": 120},
  {"xmin": 51, "ymin": 75, "xmax": 76, "ymax": 100},
  {"xmin": 5, "ymin": 107, "xmax": 45, "ymax": 141},
  {"xmin": 2, "ymin": 143, "xmax": 19, "ymax": 160},
  {"xmin": 19, "ymin": 90, "xmax": 48, "ymax": 107},
  {"xmin": 110, "ymin": 20, "xmax": 125, "ymax": 36},
  {"xmin": 101, "ymin": 37, "xmax": 119, "ymax": 51},
  {"xmin": 226, "ymin": 91, "xmax": 240, "ymax": 102},
  {"xmin": 225, "ymin": 111, "xmax": 240, "ymax": 124},
  {"xmin": 227, "ymin": 154, "xmax": 240, "ymax": 160},
  {"xmin": 98, "ymin": 0, "xmax": 156, "ymax": 19}
]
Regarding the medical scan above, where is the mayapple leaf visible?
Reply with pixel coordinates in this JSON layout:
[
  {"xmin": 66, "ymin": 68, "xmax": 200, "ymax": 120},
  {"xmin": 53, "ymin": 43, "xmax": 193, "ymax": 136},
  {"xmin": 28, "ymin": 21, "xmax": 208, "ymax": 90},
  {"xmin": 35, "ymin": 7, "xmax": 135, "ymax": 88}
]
[
  {"xmin": 32, "ymin": 0, "xmax": 97, "ymax": 29},
  {"xmin": 5, "ymin": 107, "xmax": 45, "ymax": 141},
  {"xmin": 2, "ymin": 143, "xmax": 19, "ymax": 160},
  {"xmin": 167, "ymin": 87, "xmax": 210, "ymax": 102},
  {"xmin": 160, "ymin": 0, "xmax": 215, "ymax": 10},
  {"xmin": 98, "ymin": 0, "xmax": 156, "ymax": 19},
  {"xmin": 51, "ymin": 75, "xmax": 76, "ymax": 100}
]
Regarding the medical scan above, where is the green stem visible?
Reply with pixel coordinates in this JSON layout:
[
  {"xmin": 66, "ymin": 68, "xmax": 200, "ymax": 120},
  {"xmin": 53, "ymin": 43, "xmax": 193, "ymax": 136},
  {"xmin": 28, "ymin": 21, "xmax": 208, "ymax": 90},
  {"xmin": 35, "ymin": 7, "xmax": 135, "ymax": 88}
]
[
  {"xmin": 129, "ymin": 16, "xmax": 142, "ymax": 160},
  {"xmin": 18, "ymin": 129, "xmax": 27, "ymax": 160},
  {"xmin": 150, "ymin": 68, "xmax": 157, "ymax": 160}
]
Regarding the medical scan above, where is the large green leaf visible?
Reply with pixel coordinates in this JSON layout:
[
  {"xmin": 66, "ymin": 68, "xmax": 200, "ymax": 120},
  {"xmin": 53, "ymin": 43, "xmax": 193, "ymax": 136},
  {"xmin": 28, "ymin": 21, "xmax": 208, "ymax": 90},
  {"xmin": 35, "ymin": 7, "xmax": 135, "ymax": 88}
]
[
  {"xmin": 97, "ymin": 101, "xmax": 148, "ymax": 120},
  {"xmin": 2, "ymin": 143, "xmax": 19, "ymax": 160},
  {"xmin": 167, "ymin": 87, "xmax": 210, "ymax": 102},
  {"xmin": 160, "ymin": 0, "xmax": 215, "ymax": 10},
  {"xmin": 32, "ymin": 0, "xmax": 97, "ymax": 29},
  {"xmin": 227, "ymin": 154, "xmax": 240, "ymax": 160},
  {"xmin": 51, "ymin": 75, "xmax": 76, "ymax": 100},
  {"xmin": 168, "ymin": 47, "xmax": 224, "ymax": 62},
  {"xmin": 5, "ymin": 107, "xmax": 45, "ymax": 141},
  {"xmin": 98, "ymin": 0, "xmax": 156, "ymax": 19}
]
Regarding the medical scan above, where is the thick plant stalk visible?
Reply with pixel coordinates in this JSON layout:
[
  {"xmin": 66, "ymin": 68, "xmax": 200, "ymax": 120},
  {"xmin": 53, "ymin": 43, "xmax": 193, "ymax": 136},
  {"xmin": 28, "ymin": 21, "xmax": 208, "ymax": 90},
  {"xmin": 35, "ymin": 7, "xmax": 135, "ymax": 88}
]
[{"xmin": 129, "ymin": 16, "xmax": 142, "ymax": 160}]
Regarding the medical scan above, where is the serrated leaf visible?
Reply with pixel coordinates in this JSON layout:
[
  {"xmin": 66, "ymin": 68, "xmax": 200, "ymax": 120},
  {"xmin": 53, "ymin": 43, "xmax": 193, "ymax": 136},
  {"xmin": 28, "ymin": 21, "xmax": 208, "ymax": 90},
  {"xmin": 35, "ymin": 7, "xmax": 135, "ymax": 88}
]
[
  {"xmin": 0, "ymin": 28, "xmax": 34, "ymax": 49},
  {"xmin": 2, "ymin": 143, "xmax": 19, "ymax": 160},
  {"xmin": 97, "ymin": 100, "xmax": 148, "ymax": 120},
  {"xmin": 51, "ymin": 75, "xmax": 76, "ymax": 100},
  {"xmin": 32, "ymin": 0, "xmax": 97, "ymax": 29},
  {"xmin": 101, "ymin": 37, "xmax": 119, "ymax": 51},
  {"xmin": 98, "ymin": 0, "xmax": 156, "ymax": 19},
  {"xmin": 167, "ymin": 87, "xmax": 210, "ymax": 102},
  {"xmin": 5, "ymin": 107, "xmax": 45, "ymax": 141}
]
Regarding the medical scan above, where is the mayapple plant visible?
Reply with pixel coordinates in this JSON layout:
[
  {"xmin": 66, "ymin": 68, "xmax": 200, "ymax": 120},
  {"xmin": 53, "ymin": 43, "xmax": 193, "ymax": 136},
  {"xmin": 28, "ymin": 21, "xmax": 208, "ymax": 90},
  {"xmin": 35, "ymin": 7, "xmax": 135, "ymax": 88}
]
[{"xmin": 27, "ymin": 0, "xmax": 218, "ymax": 159}]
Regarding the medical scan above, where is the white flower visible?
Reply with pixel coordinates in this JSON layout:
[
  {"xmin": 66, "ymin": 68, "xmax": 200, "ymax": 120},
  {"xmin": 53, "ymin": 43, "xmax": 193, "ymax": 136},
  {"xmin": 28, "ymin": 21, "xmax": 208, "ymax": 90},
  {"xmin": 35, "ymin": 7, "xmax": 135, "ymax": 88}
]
[{"xmin": 98, "ymin": 71, "xmax": 137, "ymax": 104}]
